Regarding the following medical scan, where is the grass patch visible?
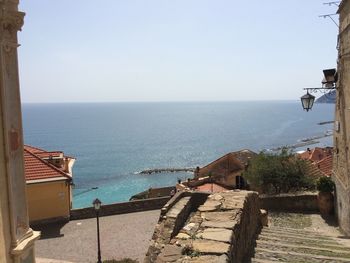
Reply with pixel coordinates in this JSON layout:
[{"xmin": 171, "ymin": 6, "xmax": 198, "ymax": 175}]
[{"xmin": 269, "ymin": 212, "xmax": 312, "ymax": 229}]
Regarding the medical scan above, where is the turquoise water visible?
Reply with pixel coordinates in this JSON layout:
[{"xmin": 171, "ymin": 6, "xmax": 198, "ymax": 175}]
[{"xmin": 21, "ymin": 101, "xmax": 334, "ymax": 208}]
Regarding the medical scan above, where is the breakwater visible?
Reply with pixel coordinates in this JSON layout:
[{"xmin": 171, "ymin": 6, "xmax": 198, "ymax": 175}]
[
  {"xmin": 138, "ymin": 168, "xmax": 195, "ymax": 175},
  {"xmin": 269, "ymin": 131, "xmax": 333, "ymax": 151}
]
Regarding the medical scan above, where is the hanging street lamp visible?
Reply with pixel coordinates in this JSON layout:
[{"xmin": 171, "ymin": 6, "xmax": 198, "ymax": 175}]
[
  {"xmin": 300, "ymin": 68, "xmax": 337, "ymax": 111},
  {"xmin": 300, "ymin": 91, "xmax": 316, "ymax": 111},
  {"xmin": 93, "ymin": 198, "xmax": 102, "ymax": 263}
]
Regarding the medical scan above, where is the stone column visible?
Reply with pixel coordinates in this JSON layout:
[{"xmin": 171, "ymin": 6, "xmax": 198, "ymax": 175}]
[{"xmin": 0, "ymin": 0, "xmax": 40, "ymax": 262}]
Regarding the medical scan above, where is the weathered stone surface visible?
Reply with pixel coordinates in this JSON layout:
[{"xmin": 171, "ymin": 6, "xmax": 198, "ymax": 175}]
[
  {"xmin": 183, "ymin": 223, "xmax": 196, "ymax": 231},
  {"xmin": 156, "ymin": 245, "xmax": 183, "ymax": 262},
  {"xmin": 167, "ymin": 197, "xmax": 191, "ymax": 218},
  {"xmin": 185, "ymin": 255, "xmax": 229, "ymax": 263},
  {"xmin": 198, "ymin": 206, "xmax": 217, "ymax": 212},
  {"xmin": 260, "ymin": 209, "xmax": 268, "ymax": 227},
  {"xmin": 175, "ymin": 233, "xmax": 190, "ymax": 239},
  {"xmin": 198, "ymin": 200, "xmax": 222, "ymax": 212},
  {"xmin": 202, "ymin": 211, "xmax": 238, "ymax": 221},
  {"xmin": 192, "ymin": 239, "xmax": 230, "ymax": 254},
  {"xmin": 145, "ymin": 191, "xmax": 261, "ymax": 263},
  {"xmin": 221, "ymin": 199, "xmax": 244, "ymax": 210},
  {"xmin": 197, "ymin": 228, "xmax": 232, "ymax": 243},
  {"xmin": 209, "ymin": 194, "xmax": 224, "ymax": 201},
  {"xmin": 202, "ymin": 220, "xmax": 237, "ymax": 229}
]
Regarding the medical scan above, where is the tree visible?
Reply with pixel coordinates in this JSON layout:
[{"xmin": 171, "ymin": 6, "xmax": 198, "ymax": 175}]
[{"xmin": 242, "ymin": 149, "xmax": 314, "ymax": 194}]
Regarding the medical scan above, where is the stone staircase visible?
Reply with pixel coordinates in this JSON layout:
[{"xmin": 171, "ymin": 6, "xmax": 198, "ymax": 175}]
[{"xmin": 251, "ymin": 225, "xmax": 350, "ymax": 262}]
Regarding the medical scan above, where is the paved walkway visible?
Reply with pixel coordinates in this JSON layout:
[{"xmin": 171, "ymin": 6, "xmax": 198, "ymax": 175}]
[{"xmin": 33, "ymin": 210, "xmax": 160, "ymax": 263}]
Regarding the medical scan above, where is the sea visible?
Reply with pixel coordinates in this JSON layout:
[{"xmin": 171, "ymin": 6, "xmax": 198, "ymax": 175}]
[{"xmin": 21, "ymin": 101, "xmax": 335, "ymax": 208}]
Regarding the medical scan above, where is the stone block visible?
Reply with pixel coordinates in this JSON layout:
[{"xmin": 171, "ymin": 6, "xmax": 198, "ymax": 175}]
[
  {"xmin": 156, "ymin": 245, "xmax": 183, "ymax": 262},
  {"xmin": 197, "ymin": 228, "xmax": 232, "ymax": 243},
  {"xmin": 260, "ymin": 209, "xmax": 268, "ymax": 226},
  {"xmin": 186, "ymin": 255, "xmax": 228, "ymax": 263},
  {"xmin": 192, "ymin": 239, "xmax": 230, "ymax": 254}
]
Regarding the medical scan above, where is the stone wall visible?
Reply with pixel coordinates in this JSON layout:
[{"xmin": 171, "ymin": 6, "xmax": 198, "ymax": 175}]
[
  {"xmin": 70, "ymin": 196, "xmax": 170, "ymax": 220},
  {"xmin": 333, "ymin": 0, "xmax": 350, "ymax": 236},
  {"xmin": 259, "ymin": 193, "xmax": 318, "ymax": 212},
  {"xmin": 144, "ymin": 190, "xmax": 261, "ymax": 262}
]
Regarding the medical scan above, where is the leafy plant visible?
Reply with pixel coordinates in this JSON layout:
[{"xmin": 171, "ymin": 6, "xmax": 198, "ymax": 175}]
[
  {"xmin": 316, "ymin": 176, "xmax": 335, "ymax": 193},
  {"xmin": 182, "ymin": 245, "xmax": 200, "ymax": 257},
  {"xmin": 242, "ymin": 149, "xmax": 314, "ymax": 194}
]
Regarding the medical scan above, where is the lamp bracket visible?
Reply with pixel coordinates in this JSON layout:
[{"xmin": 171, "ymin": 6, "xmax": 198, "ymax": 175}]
[
  {"xmin": 303, "ymin": 86, "xmax": 337, "ymax": 94},
  {"xmin": 319, "ymin": 13, "xmax": 339, "ymax": 27}
]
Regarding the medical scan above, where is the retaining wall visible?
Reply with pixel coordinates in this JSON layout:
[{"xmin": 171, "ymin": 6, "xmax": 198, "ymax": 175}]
[
  {"xmin": 145, "ymin": 190, "xmax": 262, "ymax": 262},
  {"xmin": 259, "ymin": 192, "xmax": 318, "ymax": 212},
  {"xmin": 70, "ymin": 196, "xmax": 170, "ymax": 220}
]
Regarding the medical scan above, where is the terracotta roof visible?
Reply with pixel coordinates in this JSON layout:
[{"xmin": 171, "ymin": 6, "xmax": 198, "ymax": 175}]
[
  {"xmin": 315, "ymin": 155, "xmax": 333, "ymax": 177},
  {"xmin": 24, "ymin": 145, "xmax": 46, "ymax": 153},
  {"xmin": 304, "ymin": 161, "xmax": 323, "ymax": 179},
  {"xmin": 34, "ymin": 151, "xmax": 63, "ymax": 159},
  {"xmin": 24, "ymin": 145, "xmax": 72, "ymax": 182},
  {"xmin": 194, "ymin": 183, "xmax": 230, "ymax": 193},
  {"xmin": 198, "ymin": 149, "xmax": 256, "ymax": 178},
  {"xmin": 299, "ymin": 147, "xmax": 332, "ymax": 163}
]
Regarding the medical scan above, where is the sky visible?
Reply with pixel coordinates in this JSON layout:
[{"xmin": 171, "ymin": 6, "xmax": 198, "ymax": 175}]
[{"xmin": 18, "ymin": 0, "xmax": 339, "ymax": 103}]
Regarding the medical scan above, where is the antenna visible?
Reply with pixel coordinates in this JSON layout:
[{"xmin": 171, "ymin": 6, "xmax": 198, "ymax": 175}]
[
  {"xmin": 319, "ymin": 13, "xmax": 339, "ymax": 27},
  {"xmin": 323, "ymin": 1, "xmax": 341, "ymax": 7}
]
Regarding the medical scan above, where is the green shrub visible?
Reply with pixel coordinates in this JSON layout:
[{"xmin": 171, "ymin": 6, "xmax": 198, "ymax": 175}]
[
  {"xmin": 242, "ymin": 149, "xmax": 314, "ymax": 194},
  {"xmin": 316, "ymin": 176, "xmax": 335, "ymax": 193}
]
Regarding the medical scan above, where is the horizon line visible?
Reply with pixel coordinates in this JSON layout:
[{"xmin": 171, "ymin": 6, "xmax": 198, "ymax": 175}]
[{"xmin": 21, "ymin": 99, "xmax": 300, "ymax": 104}]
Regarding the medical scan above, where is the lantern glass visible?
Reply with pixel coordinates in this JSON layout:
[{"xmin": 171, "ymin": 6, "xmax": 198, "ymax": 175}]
[
  {"xmin": 300, "ymin": 92, "xmax": 315, "ymax": 111},
  {"xmin": 93, "ymin": 198, "xmax": 102, "ymax": 210}
]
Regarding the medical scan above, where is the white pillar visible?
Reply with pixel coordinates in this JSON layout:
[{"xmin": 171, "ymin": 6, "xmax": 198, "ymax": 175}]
[{"xmin": 0, "ymin": 0, "xmax": 40, "ymax": 262}]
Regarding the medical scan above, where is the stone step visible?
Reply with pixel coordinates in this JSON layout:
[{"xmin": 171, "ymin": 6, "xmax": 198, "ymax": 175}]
[
  {"xmin": 268, "ymin": 226, "xmax": 334, "ymax": 235},
  {"xmin": 256, "ymin": 240, "xmax": 350, "ymax": 258},
  {"xmin": 258, "ymin": 232, "xmax": 338, "ymax": 246},
  {"xmin": 254, "ymin": 248, "xmax": 350, "ymax": 263},
  {"xmin": 261, "ymin": 228, "xmax": 333, "ymax": 240},
  {"xmin": 167, "ymin": 196, "xmax": 191, "ymax": 218},
  {"xmin": 251, "ymin": 259, "xmax": 280, "ymax": 263},
  {"xmin": 257, "ymin": 234, "xmax": 348, "ymax": 251},
  {"xmin": 36, "ymin": 259, "xmax": 75, "ymax": 263}
]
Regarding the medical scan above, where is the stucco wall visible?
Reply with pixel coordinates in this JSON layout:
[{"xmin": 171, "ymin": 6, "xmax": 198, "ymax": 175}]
[
  {"xmin": 334, "ymin": 0, "xmax": 350, "ymax": 236},
  {"xmin": 27, "ymin": 180, "xmax": 70, "ymax": 223}
]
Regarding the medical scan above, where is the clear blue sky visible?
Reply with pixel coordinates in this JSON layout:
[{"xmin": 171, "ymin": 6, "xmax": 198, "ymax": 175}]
[{"xmin": 18, "ymin": 0, "xmax": 339, "ymax": 103}]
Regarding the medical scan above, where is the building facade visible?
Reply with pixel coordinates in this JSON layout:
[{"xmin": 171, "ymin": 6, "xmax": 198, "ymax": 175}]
[
  {"xmin": 195, "ymin": 150, "xmax": 256, "ymax": 188},
  {"xmin": 24, "ymin": 145, "xmax": 75, "ymax": 224},
  {"xmin": 334, "ymin": 0, "xmax": 350, "ymax": 236}
]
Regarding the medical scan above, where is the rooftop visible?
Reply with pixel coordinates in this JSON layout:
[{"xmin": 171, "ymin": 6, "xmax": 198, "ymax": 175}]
[{"xmin": 24, "ymin": 145, "xmax": 73, "ymax": 182}]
